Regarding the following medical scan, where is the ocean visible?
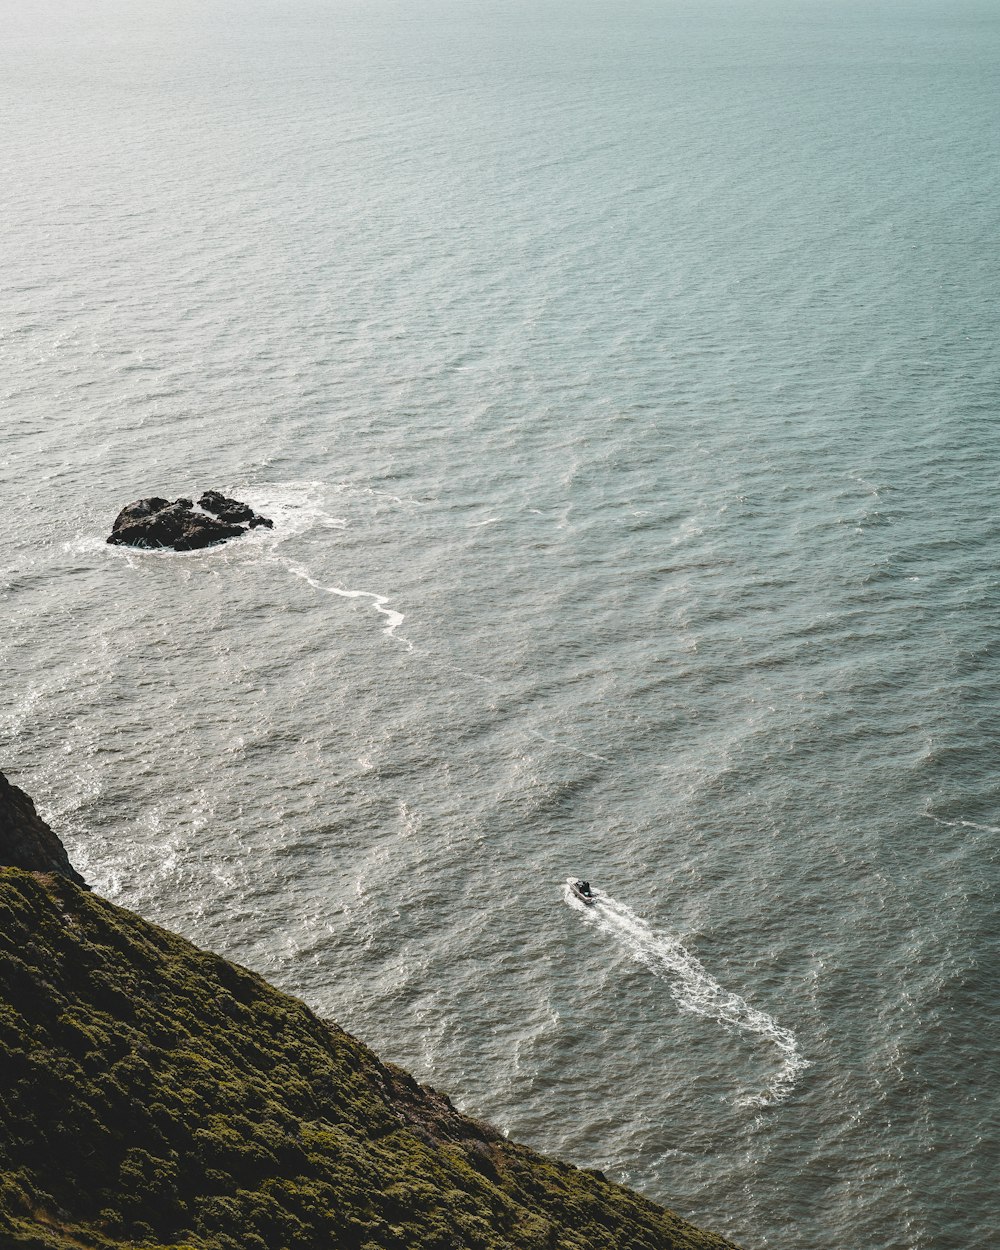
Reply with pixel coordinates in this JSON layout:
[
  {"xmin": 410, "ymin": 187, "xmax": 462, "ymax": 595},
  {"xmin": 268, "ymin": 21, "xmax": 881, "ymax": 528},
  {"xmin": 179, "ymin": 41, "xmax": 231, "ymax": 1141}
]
[{"xmin": 2, "ymin": 1, "xmax": 998, "ymax": 1246}]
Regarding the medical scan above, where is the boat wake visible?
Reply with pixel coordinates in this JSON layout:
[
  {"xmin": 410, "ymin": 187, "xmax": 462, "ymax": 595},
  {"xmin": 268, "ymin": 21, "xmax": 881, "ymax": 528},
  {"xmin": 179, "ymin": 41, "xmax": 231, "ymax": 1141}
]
[{"xmin": 563, "ymin": 880, "xmax": 808, "ymax": 1106}]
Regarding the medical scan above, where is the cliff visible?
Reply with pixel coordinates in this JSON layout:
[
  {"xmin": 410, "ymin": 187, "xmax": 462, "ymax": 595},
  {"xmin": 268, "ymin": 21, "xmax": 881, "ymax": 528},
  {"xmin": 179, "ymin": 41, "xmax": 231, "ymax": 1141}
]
[
  {"xmin": 0, "ymin": 772, "xmax": 87, "ymax": 889},
  {"xmin": 0, "ymin": 772, "xmax": 741, "ymax": 1250}
]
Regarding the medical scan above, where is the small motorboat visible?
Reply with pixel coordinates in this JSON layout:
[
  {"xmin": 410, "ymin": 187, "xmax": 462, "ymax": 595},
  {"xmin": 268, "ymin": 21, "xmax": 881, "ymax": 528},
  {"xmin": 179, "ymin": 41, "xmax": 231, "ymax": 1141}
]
[{"xmin": 571, "ymin": 879, "xmax": 596, "ymax": 905}]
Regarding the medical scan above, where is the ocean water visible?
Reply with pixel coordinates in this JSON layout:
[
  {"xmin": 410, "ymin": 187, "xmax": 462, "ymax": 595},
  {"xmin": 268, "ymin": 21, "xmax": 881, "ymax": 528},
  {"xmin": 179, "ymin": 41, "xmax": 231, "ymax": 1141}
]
[{"xmin": 3, "ymin": 1, "xmax": 999, "ymax": 1246}]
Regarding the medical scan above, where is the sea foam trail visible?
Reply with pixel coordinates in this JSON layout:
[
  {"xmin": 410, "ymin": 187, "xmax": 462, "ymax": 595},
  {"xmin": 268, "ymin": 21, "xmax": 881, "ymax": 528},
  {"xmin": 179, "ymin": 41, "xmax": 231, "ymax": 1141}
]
[
  {"xmin": 926, "ymin": 814, "xmax": 1000, "ymax": 835},
  {"xmin": 284, "ymin": 558, "xmax": 409, "ymax": 644},
  {"xmin": 564, "ymin": 880, "xmax": 808, "ymax": 1106},
  {"xmin": 213, "ymin": 483, "xmax": 412, "ymax": 644}
]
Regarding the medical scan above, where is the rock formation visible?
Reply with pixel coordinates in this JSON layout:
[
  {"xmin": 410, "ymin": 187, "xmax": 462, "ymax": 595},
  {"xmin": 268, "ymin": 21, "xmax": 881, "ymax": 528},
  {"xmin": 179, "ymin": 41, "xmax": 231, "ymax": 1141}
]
[
  {"xmin": 0, "ymin": 770, "xmax": 88, "ymax": 888},
  {"xmin": 106, "ymin": 493, "xmax": 273, "ymax": 552},
  {"xmin": 197, "ymin": 490, "xmax": 274, "ymax": 529}
]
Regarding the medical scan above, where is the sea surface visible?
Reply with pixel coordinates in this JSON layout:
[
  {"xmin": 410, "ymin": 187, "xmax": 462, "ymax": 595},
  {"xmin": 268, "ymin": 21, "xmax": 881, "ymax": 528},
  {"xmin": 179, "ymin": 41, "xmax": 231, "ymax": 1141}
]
[{"xmin": 3, "ymin": 2, "xmax": 999, "ymax": 1246}]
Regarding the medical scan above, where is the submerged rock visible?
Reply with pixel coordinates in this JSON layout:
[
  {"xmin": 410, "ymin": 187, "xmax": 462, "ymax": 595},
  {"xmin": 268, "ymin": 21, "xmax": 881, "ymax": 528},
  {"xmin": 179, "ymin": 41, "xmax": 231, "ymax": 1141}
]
[
  {"xmin": 106, "ymin": 492, "xmax": 272, "ymax": 551},
  {"xmin": 0, "ymin": 771, "xmax": 88, "ymax": 888}
]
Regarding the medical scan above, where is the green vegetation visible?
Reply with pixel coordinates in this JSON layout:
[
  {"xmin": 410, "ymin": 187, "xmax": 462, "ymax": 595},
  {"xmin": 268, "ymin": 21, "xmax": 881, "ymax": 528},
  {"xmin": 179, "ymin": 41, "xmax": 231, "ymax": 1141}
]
[{"xmin": 0, "ymin": 868, "xmax": 739, "ymax": 1250}]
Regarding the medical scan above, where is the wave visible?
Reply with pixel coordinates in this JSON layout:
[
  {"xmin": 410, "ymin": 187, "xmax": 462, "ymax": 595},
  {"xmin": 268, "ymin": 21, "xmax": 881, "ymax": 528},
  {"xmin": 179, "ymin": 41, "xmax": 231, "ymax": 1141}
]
[{"xmin": 563, "ymin": 880, "xmax": 808, "ymax": 1106}]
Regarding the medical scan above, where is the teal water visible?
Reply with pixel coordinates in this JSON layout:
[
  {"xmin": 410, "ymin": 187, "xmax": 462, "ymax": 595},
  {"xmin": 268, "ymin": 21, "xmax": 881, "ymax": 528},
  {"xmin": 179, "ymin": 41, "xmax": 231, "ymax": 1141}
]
[{"xmin": 2, "ymin": 2, "xmax": 999, "ymax": 1246}]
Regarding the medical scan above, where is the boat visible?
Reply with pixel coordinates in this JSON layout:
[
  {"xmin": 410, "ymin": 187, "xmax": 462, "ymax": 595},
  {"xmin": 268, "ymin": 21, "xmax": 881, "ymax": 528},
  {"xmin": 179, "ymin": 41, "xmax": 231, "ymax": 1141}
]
[{"xmin": 570, "ymin": 879, "xmax": 596, "ymax": 905}]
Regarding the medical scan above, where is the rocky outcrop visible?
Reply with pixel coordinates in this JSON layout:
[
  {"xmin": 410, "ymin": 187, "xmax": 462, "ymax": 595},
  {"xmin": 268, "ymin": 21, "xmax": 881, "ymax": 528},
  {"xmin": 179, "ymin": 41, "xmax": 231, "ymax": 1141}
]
[
  {"xmin": 197, "ymin": 491, "xmax": 274, "ymax": 529},
  {"xmin": 106, "ymin": 493, "xmax": 273, "ymax": 552},
  {"xmin": 0, "ymin": 771, "xmax": 87, "ymax": 888}
]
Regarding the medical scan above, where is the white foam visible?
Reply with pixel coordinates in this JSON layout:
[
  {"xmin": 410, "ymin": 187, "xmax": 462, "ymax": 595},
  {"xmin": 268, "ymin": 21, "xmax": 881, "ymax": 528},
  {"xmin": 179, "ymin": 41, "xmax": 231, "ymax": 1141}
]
[
  {"xmin": 284, "ymin": 558, "xmax": 408, "ymax": 643},
  {"xmin": 63, "ymin": 534, "xmax": 110, "ymax": 557},
  {"xmin": 563, "ymin": 879, "xmax": 808, "ymax": 1106},
  {"xmin": 211, "ymin": 485, "xmax": 413, "ymax": 647},
  {"xmin": 238, "ymin": 481, "xmax": 347, "ymax": 543},
  {"xmin": 926, "ymin": 814, "xmax": 1000, "ymax": 835}
]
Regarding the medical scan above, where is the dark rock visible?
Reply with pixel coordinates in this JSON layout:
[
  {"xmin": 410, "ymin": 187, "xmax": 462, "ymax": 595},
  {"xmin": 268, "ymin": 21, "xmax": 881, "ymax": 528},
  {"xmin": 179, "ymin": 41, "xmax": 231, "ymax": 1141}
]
[
  {"xmin": 106, "ymin": 493, "xmax": 270, "ymax": 551},
  {"xmin": 198, "ymin": 490, "xmax": 274, "ymax": 530},
  {"xmin": 0, "ymin": 771, "xmax": 88, "ymax": 888},
  {"xmin": 111, "ymin": 497, "xmax": 172, "ymax": 527}
]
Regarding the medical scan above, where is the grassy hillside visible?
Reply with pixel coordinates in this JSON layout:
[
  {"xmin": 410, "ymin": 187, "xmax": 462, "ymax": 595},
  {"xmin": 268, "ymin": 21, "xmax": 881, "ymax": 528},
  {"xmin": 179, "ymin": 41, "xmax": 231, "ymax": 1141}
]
[{"xmin": 0, "ymin": 867, "xmax": 741, "ymax": 1250}]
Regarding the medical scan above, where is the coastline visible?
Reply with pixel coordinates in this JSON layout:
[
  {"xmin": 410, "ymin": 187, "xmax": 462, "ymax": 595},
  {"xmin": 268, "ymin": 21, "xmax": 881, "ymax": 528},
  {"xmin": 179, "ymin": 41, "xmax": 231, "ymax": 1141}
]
[{"xmin": 0, "ymin": 769, "xmax": 742, "ymax": 1250}]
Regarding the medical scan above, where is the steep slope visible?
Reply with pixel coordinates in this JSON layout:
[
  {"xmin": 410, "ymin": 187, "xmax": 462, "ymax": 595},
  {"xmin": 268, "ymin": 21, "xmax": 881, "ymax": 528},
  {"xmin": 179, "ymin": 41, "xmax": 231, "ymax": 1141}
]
[{"xmin": 0, "ymin": 776, "xmax": 741, "ymax": 1250}]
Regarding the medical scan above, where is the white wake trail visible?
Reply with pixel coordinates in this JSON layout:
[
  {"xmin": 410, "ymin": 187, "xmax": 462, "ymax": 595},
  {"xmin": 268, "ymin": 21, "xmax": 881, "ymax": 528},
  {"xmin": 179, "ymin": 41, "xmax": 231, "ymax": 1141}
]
[{"xmin": 564, "ymin": 880, "xmax": 808, "ymax": 1106}]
